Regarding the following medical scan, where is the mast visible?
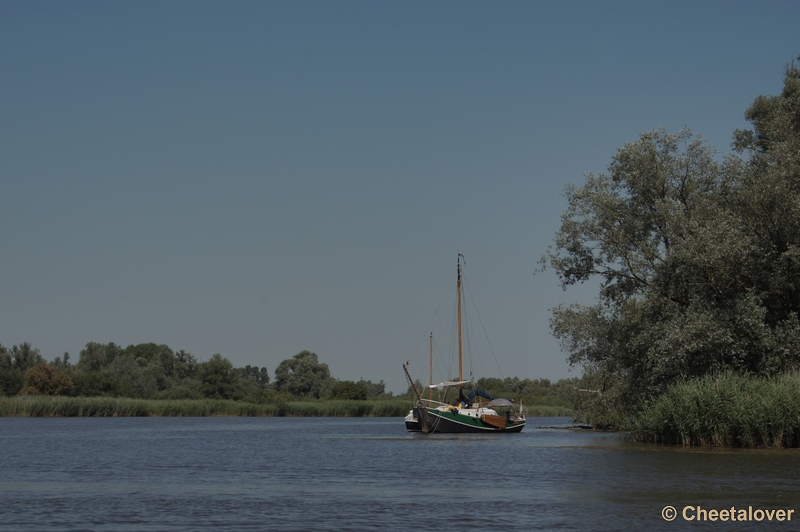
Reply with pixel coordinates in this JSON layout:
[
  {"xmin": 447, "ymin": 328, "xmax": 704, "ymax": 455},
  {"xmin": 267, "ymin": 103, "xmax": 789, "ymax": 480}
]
[
  {"xmin": 403, "ymin": 363, "xmax": 422, "ymax": 404},
  {"xmin": 457, "ymin": 254, "xmax": 463, "ymax": 390},
  {"xmin": 429, "ymin": 332, "xmax": 433, "ymax": 402}
]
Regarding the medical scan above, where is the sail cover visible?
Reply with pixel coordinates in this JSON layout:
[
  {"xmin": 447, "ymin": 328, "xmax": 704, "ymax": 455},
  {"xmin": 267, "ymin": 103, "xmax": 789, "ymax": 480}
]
[
  {"xmin": 486, "ymin": 398, "xmax": 515, "ymax": 407},
  {"xmin": 429, "ymin": 380, "xmax": 470, "ymax": 390},
  {"xmin": 465, "ymin": 389, "xmax": 495, "ymax": 402}
]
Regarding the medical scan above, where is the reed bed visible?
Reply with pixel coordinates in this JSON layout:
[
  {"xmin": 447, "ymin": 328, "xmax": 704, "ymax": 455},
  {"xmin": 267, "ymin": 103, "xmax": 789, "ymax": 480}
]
[
  {"xmin": 0, "ymin": 396, "xmax": 411, "ymax": 417},
  {"xmin": 632, "ymin": 372, "xmax": 800, "ymax": 447},
  {"xmin": 0, "ymin": 396, "xmax": 569, "ymax": 418}
]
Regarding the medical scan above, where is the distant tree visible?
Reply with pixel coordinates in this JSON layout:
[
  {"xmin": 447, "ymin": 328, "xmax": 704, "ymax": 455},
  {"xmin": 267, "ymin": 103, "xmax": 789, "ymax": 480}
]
[
  {"xmin": 20, "ymin": 363, "xmax": 74, "ymax": 396},
  {"xmin": 102, "ymin": 354, "xmax": 160, "ymax": 399},
  {"xmin": 10, "ymin": 343, "xmax": 44, "ymax": 372},
  {"xmin": 400, "ymin": 378, "xmax": 425, "ymax": 399},
  {"xmin": 122, "ymin": 343, "xmax": 173, "ymax": 362},
  {"xmin": 76, "ymin": 342, "xmax": 123, "ymax": 373},
  {"xmin": 503, "ymin": 377, "xmax": 551, "ymax": 396},
  {"xmin": 122, "ymin": 343, "xmax": 178, "ymax": 387},
  {"xmin": 273, "ymin": 351, "xmax": 333, "ymax": 398},
  {"xmin": 70, "ymin": 342, "xmax": 205, "ymax": 398},
  {"xmin": 52, "ymin": 352, "xmax": 71, "ymax": 369},
  {"xmin": 329, "ymin": 381, "xmax": 368, "ymax": 400},
  {"xmin": 355, "ymin": 378, "xmax": 388, "ymax": 398},
  {"xmin": 239, "ymin": 365, "xmax": 270, "ymax": 390},
  {"xmin": 173, "ymin": 350, "xmax": 198, "ymax": 380},
  {"xmin": 197, "ymin": 354, "xmax": 244, "ymax": 400},
  {"xmin": 0, "ymin": 342, "xmax": 44, "ymax": 395},
  {"xmin": 474, "ymin": 376, "xmax": 554, "ymax": 401},
  {"xmin": 0, "ymin": 343, "xmax": 23, "ymax": 396},
  {"xmin": 71, "ymin": 372, "xmax": 120, "ymax": 397},
  {"xmin": 475, "ymin": 377, "xmax": 506, "ymax": 393}
]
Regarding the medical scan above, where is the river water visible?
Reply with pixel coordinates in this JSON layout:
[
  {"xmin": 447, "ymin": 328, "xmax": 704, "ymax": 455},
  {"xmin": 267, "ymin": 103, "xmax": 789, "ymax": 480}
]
[{"xmin": 1, "ymin": 416, "xmax": 798, "ymax": 531}]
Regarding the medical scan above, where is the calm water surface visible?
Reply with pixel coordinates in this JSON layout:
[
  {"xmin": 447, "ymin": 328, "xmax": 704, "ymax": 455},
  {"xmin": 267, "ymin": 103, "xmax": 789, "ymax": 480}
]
[{"xmin": 1, "ymin": 416, "xmax": 799, "ymax": 531}]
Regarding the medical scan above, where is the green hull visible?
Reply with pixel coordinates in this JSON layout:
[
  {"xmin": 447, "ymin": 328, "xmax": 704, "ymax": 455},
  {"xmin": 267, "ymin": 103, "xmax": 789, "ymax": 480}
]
[{"xmin": 423, "ymin": 408, "xmax": 525, "ymax": 433}]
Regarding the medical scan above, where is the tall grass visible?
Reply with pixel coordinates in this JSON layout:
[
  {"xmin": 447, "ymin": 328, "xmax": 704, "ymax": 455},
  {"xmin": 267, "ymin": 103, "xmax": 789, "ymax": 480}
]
[
  {"xmin": 0, "ymin": 396, "xmax": 412, "ymax": 417},
  {"xmin": 0, "ymin": 396, "xmax": 570, "ymax": 418},
  {"xmin": 632, "ymin": 372, "xmax": 800, "ymax": 447}
]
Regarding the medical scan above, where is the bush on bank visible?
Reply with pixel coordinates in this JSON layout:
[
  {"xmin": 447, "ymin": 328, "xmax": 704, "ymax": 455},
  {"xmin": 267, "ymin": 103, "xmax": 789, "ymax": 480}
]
[{"xmin": 632, "ymin": 372, "xmax": 800, "ymax": 447}]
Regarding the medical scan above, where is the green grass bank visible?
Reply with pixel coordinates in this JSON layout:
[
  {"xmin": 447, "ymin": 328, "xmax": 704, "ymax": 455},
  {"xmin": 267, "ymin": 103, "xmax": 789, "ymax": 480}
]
[
  {"xmin": 632, "ymin": 372, "xmax": 800, "ymax": 447},
  {"xmin": 0, "ymin": 396, "xmax": 571, "ymax": 418}
]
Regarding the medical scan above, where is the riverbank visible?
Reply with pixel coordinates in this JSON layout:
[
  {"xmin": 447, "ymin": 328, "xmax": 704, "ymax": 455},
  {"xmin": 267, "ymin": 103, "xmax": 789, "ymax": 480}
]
[{"xmin": 0, "ymin": 396, "xmax": 572, "ymax": 417}]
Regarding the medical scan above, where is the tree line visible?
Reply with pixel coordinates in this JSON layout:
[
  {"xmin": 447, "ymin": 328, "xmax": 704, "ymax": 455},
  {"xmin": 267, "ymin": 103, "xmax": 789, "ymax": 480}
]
[
  {"xmin": 0, "ymin": 342, "xmax": 390, "ymax": 402},
  {"xmin": 540, "ymin": 56, "xmax": 800, "ymax": 426},
  {"xmin": 1, "ymin": 340, "xmax": 576, "ymax": 410}
]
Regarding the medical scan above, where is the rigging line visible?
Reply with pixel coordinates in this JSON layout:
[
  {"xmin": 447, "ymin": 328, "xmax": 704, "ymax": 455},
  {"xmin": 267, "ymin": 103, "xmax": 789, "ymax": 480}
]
[
  {"xmin": 407, "ymin": 268, "xmax": 457, "ymax": 368},
  {"xmin": 460, "ymin": 263, "xmax": 478, "ymax": 383},
  {"xmin": 444, "ymin": 284, "xmax": 458, "ymax": 381},
  {"xmin": 447, "ymin": 288, "xmax": 458, "ymax": 381},
  {"xmin": 463, "ymin": 297, "xmax": 485, "ymax": 382},
  {"xmin": 469, "ymin": 309, "xmax": 484, "ymax": 385},
  {"xmin": 462, "ymin": 294, "xmax": 474, "ymax": 381},
  {"xmin": 432, "ymin": 335, "xmax": 449, "ymax": 387},
  {"xmin": 432, "ymin": 336, "xmax": 448, "ymax": 402},
  {"xmin": 435, "ymin": 286, "xmax": 458, "ymax": 384},
  {"xmin": 463, "ymin": 275, "xmax": 505, "ymax": 380},
  {"xmin": 460, "ymin": 268, "xmax": 481, "ymax": 383}
]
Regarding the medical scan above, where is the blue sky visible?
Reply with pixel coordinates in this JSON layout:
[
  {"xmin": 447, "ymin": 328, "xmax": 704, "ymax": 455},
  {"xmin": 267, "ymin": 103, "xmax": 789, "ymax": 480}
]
[{"xmin": 2, "ymin": 1, "xmax": 798, "ymax": 393}]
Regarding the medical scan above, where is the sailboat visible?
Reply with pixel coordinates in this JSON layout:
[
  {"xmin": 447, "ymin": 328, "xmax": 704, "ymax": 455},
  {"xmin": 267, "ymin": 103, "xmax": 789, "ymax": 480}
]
[{"xmin": 403, "ymin": 254, "xmax": 526, "ymax": 433}]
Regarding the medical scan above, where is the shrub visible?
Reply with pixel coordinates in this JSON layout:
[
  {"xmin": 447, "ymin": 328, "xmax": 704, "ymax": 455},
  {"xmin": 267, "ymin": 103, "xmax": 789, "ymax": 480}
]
[
  {"xmin": 328, "ymin": 381, "xmax": 368, "ymax": 400},
  {"xmin": 20, "ymin": 363, "xmax": 74, "ymax": 396}
]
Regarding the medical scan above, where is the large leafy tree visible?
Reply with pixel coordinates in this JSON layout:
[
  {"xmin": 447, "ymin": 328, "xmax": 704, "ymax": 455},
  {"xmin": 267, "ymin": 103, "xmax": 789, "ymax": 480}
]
[
  {"xmin": 273, "ymin": 351, "xmax": 332, "ymax": 398},
  {"xmin": 731, "ymin": 58, "xmax": 800, "ymax": 330},
  {"xmin": 197, "ymin": 353, "xmax": 245, "ymax": 400},
  {"xmin": 542, "ymin": 59, "xmax": 800, "ymax": 419}
]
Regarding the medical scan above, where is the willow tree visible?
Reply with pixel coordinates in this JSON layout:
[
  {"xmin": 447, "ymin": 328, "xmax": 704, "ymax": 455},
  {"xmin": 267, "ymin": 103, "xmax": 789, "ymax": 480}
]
[
  {"xmin": 542, "ymin": 58, "xmax": 800, "ymax": 421},
  {"xmin": 273, "ymin": 350, "xmax": 333, "ymax": 398}
]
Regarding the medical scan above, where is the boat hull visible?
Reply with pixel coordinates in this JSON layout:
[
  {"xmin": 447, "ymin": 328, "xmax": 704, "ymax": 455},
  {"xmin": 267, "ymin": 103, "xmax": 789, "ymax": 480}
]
[
  {"xmin": 424, "ymin": 408, "xmax": 525, "ymax": 434},
  {"xmin": 405, "ymin": 409, "xmax": 422, "ymax": 432},
  {"xmin": 405, "ymin": 420, "xmax": 421, "ymax": 432}
]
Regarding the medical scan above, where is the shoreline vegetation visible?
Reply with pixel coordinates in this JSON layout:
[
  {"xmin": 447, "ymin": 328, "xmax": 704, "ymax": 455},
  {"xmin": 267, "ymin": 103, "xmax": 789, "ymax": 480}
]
[
  {"xmin": 0, "ymin": 396, "xmax": 572, "ymax": 418},
  {"xmin": 632, "ymin": 373, "xmax": 800, "ymax": 448},
  {"xmin": 1, "ymin": 342, "xmax": 574, "ymax": 419},
  {"xmin": 538, "ymin": 58, "xmax": 800, "ymax": 448}
]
